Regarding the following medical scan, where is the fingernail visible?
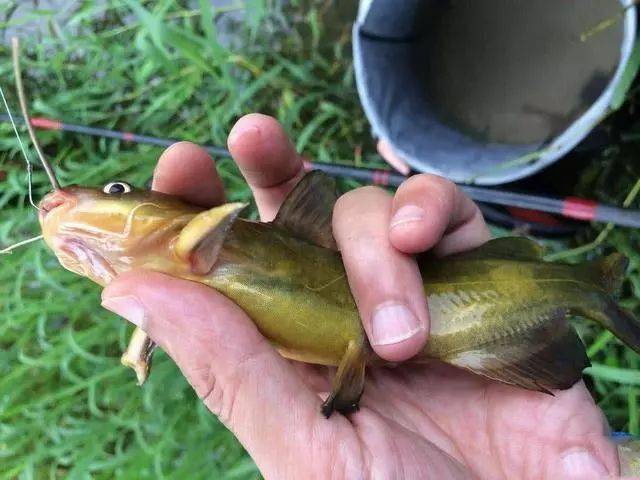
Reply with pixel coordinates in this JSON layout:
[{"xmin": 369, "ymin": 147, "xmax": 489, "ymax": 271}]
[
  {"xmin": 377, "ymin": 139, "xmax": 411, "ymax": 175},
  {"xmin": 371, "ymin": 302, "xmax": 423, "ymax": 346},
  {"xmin": 390, "ymin": 205, "xmax": 425, "ymax": 228},
  {"xmin": 163, "ymin": 140, "xmax": 189, "ymax": 154},
  {"xmin": 101, "ymin": 296, "xmax": 147, "ymax": 329},
  {"xmin": 228, "ymin": 123, "xmax": 260, "ymax": 146},
  {"xmin": 561, "ymin": 449, "xmax": 608, "ymax": 479}
]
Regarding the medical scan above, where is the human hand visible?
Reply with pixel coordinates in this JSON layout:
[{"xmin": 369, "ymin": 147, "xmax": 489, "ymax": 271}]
[{"xmin": 101, "ymin": 114, "xmax": 619, "ymax": 479}]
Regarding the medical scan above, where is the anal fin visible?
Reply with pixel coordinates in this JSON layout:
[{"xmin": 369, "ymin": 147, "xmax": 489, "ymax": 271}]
[{"xmin": 449, "ymin": 309, "xmax": 590, "ymax": 393}]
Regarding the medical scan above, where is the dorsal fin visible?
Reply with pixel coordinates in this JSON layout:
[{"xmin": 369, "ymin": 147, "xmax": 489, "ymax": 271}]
[
  {"xmin": 272, "ymin": 171, "xmax": 339, "ymax": 250},
  {"xmin": 452, "ymin": 236, "xmax": 544, "ymax": 261}
]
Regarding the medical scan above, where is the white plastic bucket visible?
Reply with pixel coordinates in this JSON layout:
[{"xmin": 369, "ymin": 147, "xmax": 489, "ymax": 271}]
[{"xmin": 353, "ymin": 0, "xmax": 638, "ymax": 185}]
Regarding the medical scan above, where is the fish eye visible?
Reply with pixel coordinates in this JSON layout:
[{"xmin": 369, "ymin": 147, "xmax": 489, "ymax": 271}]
[{"xmin": 103, "ymin": 181, "xmax": 133, "ymax": 195}]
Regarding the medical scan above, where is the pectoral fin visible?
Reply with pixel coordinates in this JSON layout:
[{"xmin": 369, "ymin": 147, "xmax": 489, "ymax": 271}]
[
  {"xmin": 175, "ymin": 202, "xmax": 247, "ymax": 274},
  {"xmin": 322, "ymin": 340, "xmax": 368, "ymax": 418},
  {"xmin": 449, "ymin": 309, "xmax": 590, "ymax": 393},
  {"xmin": 121, "ymin": 327, "xmax": 157, "ymax": 385}
]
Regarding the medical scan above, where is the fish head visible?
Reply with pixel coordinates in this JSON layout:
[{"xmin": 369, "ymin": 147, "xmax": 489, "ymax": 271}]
[{"xmin": 39, "ymin": 182, "xmax": 203, "ymax": 286}]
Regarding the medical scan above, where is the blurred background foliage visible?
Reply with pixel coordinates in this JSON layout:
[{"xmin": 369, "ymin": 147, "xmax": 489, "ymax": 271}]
[{"xmin": 0, "ymin": 0, "xmax": 638, "ymax": 478}]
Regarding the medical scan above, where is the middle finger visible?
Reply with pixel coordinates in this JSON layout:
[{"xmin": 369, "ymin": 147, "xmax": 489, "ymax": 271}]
[
  {"xmin": 228, "ymin": 114, "xmax": 304, "ymax": 221},
  {"xmin": 333, "ymin": 186, "xmax": 429, "ymax": 362}
]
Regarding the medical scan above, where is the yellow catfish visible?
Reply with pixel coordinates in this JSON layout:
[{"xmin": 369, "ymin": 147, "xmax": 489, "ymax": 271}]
[{"xmin": 39, "ymin": 172, "xmax": 640, "ymax": 418}]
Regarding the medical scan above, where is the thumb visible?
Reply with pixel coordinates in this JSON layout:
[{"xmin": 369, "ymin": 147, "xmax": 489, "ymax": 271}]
[{"xmin": 101, "ymin": 270, "xmax": 354, "ymax": 478}]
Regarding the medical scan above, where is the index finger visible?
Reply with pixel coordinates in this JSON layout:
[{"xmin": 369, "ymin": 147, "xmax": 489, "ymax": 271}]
[
  {"xmin": 227, "ymin": 114, "xmax": 305, "ymax": 221},
  {"xmin": 152, "ymin": 141, "xmax": 225, "ymax": 207}
]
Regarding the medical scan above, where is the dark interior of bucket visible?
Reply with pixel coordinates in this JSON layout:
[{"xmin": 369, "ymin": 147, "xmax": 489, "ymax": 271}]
[{"xmin": 357, "ymin": 0, "xmax": 624, "ymax": 178}]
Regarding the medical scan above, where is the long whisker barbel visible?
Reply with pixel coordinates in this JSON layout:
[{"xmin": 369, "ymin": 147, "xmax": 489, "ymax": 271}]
[
  {"xmin": 0, "ymin": 84, "xmax": 39, "ymax": 210},
  {"xmin": 0, "ymin": 235, "xmax": 44, "ymax": 255},
  {"xmin": 0, "ymin": 37, "xmax": 63, "ymax": 255},
  {"xmin": 11, "ymin": 37, "xmax": 61, "ymax": 191}
]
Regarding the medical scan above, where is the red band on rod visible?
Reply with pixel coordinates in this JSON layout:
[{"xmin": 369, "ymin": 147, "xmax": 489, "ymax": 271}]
[
  {"xmin": 508, "ymin": 207, "xmax": 562, "ymax": 226},
  {"xmin": 562, "ymin": 197, "xmax": 597, "ymax": 221},
  {"xmin": 31, "ymin": 117, "xmax": 62, "ymax": 130},
  {"xmin": 122, "ymin": 132, "xmax": 135, "ymax": 141},
  {"xmin": 372, "ymin": 169, "xmax": 390, "ymax": 185}
]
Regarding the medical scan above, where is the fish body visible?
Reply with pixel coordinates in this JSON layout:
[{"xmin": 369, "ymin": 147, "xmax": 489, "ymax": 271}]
[
  {"xmin": 38, "ymin": 172, "xmax": 640, "ymax": 414},
  {"xmin": 617, "ymin": 438, "xmax": 640, "ymax": 475},
  {"xmin": 207, "ymin": 218, "xmax": 633, "ymax": 394}
]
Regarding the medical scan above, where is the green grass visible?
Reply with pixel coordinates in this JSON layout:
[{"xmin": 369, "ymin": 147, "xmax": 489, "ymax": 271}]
[{"xmin": 0, "ymin": 0, "xmax": 639, "ymax": 477}]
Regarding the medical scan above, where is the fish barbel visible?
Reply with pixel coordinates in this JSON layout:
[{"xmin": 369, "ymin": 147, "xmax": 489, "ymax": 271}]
[{"xmin": 39, "ymin": 172, "xmax": 640, "ymax": 417}]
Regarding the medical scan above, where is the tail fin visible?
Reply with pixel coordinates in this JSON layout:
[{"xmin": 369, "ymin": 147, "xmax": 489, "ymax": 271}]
[
  {"xmin": 584, "ymin": 253, "xmax": 629, "ymax": 295},
  {"xmin": 575, "ymin": 253, "xmax": 639, "ymax": 353},
  {"xmin": 592, "ymin": 300, "xmax": 640, "ymax": 355}
]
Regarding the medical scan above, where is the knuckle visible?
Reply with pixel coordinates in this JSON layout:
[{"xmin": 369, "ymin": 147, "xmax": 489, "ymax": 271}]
[
  {"xmin": 334, "ymin": 186, "xmax": 389, "ymax": 216},
  {"xmin": 400, "ymin": 173, "xmax": 457, "ymax": 208},
  {"xmin": 339, "ymin": 185, "xmax": 387, "ymax": 202},
  {"xmin": 184, "ymin": 361, "xmax": 225, "ymax": 417},
  {"xmin": 209, "ymin": 380, "xmax": 237, "ymax": 427},
  {"xmin": 209, "ymin": 348, "xmax": 273, "ymax": 427},
  {"xmin": 357, "ymin": 185, "xmax": 389, "ymax": 197},
  {"xmin": 200, "ymin": 374, "xmax": 224, "ymax": 416},
  {"xmin": 415, "ymin": 173, "xmax": 456, "ymax": 194},
  {"xmin": 174, "ymin": 140, "xmax": 198, "ymax": 149}
]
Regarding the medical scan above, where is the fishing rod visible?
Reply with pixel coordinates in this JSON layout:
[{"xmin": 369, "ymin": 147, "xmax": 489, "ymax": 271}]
[{"xmin": 1, "ymin": 113, "xmax": 639, "ymax": 229}]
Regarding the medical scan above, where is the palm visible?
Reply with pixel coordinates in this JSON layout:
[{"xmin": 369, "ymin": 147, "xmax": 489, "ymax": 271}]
[{"xmin": 295, "ymin": 361, "xmax": 614, "ymax": 479}]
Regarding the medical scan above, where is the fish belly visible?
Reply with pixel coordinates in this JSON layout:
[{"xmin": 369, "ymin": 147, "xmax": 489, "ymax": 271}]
[{"xmin": 206, "ymin": 222, "xmax": 364, "ymax": 366}]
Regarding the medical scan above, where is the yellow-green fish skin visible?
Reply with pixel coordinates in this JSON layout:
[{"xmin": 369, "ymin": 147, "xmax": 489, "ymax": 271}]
[
  {"xmin": 206, "ymin": 219, "xmax": 631, "ymax": 386},
  {"xmin": 207, "ymin": 220, "xmax": 364, "ymax": 366},
  {"xmin": 617, "ymin": 439, "xmax": 640, "ymax": 475},
  {"xmin": 421, "ymin": 259, "xmax": 605, "ymax": 356}
]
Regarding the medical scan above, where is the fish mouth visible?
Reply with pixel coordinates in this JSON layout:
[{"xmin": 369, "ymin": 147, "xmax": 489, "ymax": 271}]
[
  {"xmin": 39, "ymin": 190, "xmax": 75, "ymax": 222},
  {"xmin": 54, "ymin": 237, "xmax": 116, "ymax": 285}
]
